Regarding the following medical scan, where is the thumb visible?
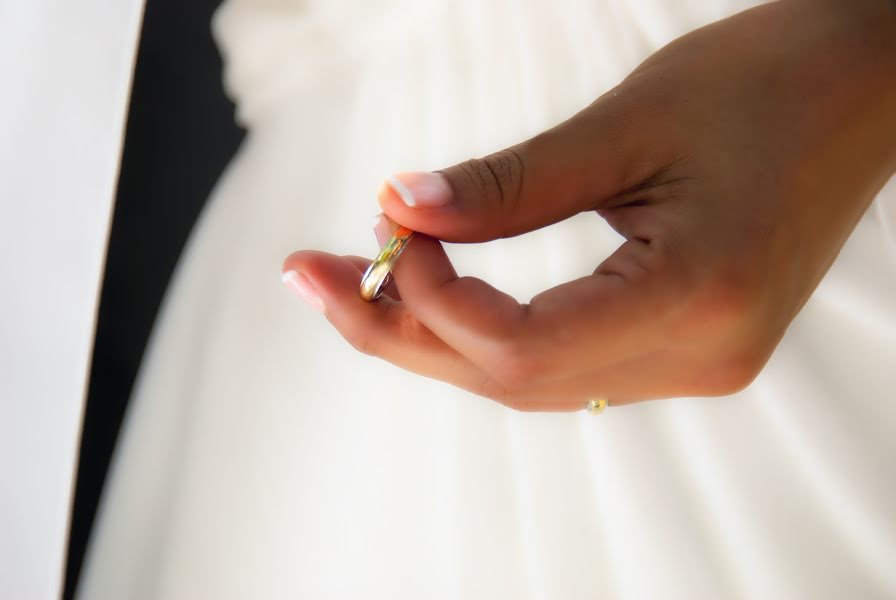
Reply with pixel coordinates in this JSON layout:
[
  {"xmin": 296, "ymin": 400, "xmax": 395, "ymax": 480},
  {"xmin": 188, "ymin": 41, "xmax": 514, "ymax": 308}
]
[{"xmin": 377, "ymin": 109, "xmax": 641, "ymax": 242}]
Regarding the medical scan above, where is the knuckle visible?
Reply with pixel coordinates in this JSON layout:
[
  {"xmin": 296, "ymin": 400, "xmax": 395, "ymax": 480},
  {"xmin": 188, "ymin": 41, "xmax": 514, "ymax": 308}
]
[
  {"xmin": 487, "ymin": 339, "xmax": 545, "ymax": 388},
  {"xmin": 646, "ymin": 237, "xmax": 676, "ymax": 274},
  {"xmin": 601, "ymin": 236, "xmax": 677, "ymax": 286},
  {"xmin": 479, "ymin": 378, "xmax": 535, "ymax": 412},
  {"xmin": 672, "ymin": 266, "xmax": 760, "ymax": 341},
  {"xmin": 342, "ymin": 324, "xmax": 378, "ymax": 357},
  {"xmin": 632, "ymin": 238, "xmax": 673, "ymax": 281},
  {"xmin": 706, "ymin": 351, "xmax": 766, "ymax": 396},
  {"xmin": 477, "ymin": 376, "xmax": 524, "ymax": 410},
  {"xmin": 391, "ymin": 302, "xmax": 424, "ymax": 342},
  {"xmin": 695, "ymin": 292, "xmax": 747, "ymax": 334},
  {"xmin": 459, "ymin": 148, "xmax": 525, "ymax": 219},
  {"xmin": 502, "ymin": 396, "xmax": 536, "ymax": 412},
  {"xmin": 674, "ymin": 350, "xmax": 767, "ymax": 398},
  {"xmin": 704, "ymin": 273, "xmax": 758, "ymax": 323}
]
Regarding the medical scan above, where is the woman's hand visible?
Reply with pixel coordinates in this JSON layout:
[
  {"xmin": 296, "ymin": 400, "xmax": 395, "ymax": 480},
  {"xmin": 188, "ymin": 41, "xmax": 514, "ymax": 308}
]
[{"xmin": 282, "ymin": 0, "xmax": 896, "ymax": 411}]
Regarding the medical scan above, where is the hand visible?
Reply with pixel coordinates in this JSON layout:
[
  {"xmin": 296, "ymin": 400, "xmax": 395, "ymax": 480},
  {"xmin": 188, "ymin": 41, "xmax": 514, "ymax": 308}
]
[{"xmin": 282, "ymin": 0, "xmax": 896, "ymax": 411}]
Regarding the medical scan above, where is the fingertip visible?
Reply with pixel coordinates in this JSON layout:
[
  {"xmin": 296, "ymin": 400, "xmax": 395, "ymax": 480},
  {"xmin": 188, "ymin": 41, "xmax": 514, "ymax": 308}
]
[
  {"xmin": 281, "ymin": 250, "xmax": 366, "ymax": 307},
  {"xmin": 372, "ymin": 213, "xmax": 397, "ymax": 248},
  {"xmin": 282, "ymin": 250, "xmax": 346, "ymax": 282},
  {"xmin": 376, "ymin": 178, "xmax": 416, "ymax": 227},
  {"xmin": 385, "ymin": 174, "xmax": 417, "ymax": 207},
  {"xmin": 281, "ymin": 249, "xmax": 314, "ymax": 275},
  {"xmin": 376, "ymin": 178, "xmax": 396, "ymax": 208},
  {"xmin": 280, "ymin": 251, "xmax": 331, "ymax": 312},
  {"xmin": 382, "ymin": 172, "xmax": 452, "ymax": 208},
  {"xmin": 376, "ymin": 173, "xmax": 473, "ymax": 241}
]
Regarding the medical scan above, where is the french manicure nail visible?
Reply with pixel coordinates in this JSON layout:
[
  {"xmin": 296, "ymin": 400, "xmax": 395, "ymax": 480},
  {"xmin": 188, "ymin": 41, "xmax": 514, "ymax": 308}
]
[
  {"xmin": 372, "ymin": 213, "xmax": 393, "ymax": 248},
  {"xmin": 281, "ymin": 270, "xmax": 325, "ymax": 312},
  {"xmin": 385, "ymin": 172, "xmax": 452, "ymax": 208}
]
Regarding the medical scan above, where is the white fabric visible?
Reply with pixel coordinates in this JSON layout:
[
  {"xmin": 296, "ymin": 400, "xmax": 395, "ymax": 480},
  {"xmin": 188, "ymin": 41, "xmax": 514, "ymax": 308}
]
[
  {"xmin": 80, "ymin": 1, "xmax": 896, "ymax": 598},
  {"xmin": 0, "ymin": 0, "xmax": 144, "ymax": 597}
]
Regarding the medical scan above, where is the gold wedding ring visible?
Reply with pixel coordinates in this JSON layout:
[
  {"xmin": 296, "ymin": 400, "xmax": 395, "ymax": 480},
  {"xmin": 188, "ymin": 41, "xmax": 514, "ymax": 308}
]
[
  {"xmin": 360, "ymin": 226, "xmax": 415, "ymax": 301},
  {"xmin": 585, "ymin": 398, "xmax": 609, "ymax": 414}
]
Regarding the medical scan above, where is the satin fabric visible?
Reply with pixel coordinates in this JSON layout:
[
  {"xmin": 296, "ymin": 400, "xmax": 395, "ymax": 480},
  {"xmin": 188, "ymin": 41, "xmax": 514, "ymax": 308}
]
[{"xmin": 80, "ymin": 1, "xmax": 896, "ymax": 598}]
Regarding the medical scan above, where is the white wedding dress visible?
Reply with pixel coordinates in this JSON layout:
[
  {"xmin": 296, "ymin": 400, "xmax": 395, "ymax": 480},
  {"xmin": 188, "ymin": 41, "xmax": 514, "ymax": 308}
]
[{"xmin": 79, "ymin": 1, "xmax": 896, "ymax": 598}]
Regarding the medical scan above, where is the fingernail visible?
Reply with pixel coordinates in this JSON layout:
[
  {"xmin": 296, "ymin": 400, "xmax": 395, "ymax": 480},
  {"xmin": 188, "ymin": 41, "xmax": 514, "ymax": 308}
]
[
  {"xmin": 372, "ymin": 213, "xmax": 393, "ymax": 248},
  {"xmin": 385, "ymin": 172, "xmax": 452, "ymax": 208},
  {"xmin": 281, "ymin": 270, "xmax": 325, "ymax": 312}
]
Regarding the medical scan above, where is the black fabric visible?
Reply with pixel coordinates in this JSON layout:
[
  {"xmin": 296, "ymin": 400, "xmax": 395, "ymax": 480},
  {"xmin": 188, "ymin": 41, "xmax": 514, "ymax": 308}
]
[{"xmin": 63, "ymin": 0, "xmax": 244, "ymax": 597}]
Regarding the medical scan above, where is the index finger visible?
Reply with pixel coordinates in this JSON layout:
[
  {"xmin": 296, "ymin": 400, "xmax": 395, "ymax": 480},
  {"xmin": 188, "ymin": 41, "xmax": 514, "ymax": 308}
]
[{"xmin": 391, "ymin": 234, "xmax": 672, "ymax": 386}]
